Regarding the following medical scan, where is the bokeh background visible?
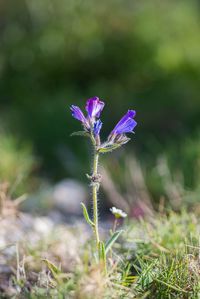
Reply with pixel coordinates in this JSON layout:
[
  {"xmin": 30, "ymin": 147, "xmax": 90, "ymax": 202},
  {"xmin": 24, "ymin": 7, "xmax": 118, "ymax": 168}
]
[{"xmin": 1, "ymin": 0, "xmax": 200, "ymax": 214}]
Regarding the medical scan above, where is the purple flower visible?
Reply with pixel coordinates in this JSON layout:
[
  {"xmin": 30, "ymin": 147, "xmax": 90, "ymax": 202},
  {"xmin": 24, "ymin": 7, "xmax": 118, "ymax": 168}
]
[
  {"xmin": 85, "ymin": 97, "xmax": 105, "ymax": 119},
  {"xmin": 70, "ymin": 97, "xmax": 105, "ymax": 134},
  {"xmin": 110, "ymin": 110, "xmax": 137, "ymax": 136},
  {"xmin": 70, "ymin": 105, "xmax": 89, "ymax": 128},
  {"xmin": 93, "ymin": 120, "xmax": 102, "ymax": 136}
]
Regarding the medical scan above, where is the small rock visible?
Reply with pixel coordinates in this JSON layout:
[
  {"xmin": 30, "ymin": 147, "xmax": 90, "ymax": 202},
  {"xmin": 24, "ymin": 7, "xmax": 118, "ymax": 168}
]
[
  {"xmin": 33, "ymin": 217, "xmax": 53, "ymax": 235},
  {"xmin": 53, "ymin": 179, "xmax": 87, "ymax": 215}
]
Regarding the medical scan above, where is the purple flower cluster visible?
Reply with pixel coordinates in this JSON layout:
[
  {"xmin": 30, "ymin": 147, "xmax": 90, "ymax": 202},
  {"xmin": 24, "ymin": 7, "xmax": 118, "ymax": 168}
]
[
  {"xmin": 70, "ymin": 97, "xmax": 104, "ymax": 136},
  {"xmin": 70, "ymin": 97, "xmax": 137, "ymax": 146}
]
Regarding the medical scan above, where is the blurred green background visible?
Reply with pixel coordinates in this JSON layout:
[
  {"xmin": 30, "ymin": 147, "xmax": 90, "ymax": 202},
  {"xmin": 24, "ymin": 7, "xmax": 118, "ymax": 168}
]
[{"xmin": 1, "ymin": 0, "xmax": 200, "ymax": 208}]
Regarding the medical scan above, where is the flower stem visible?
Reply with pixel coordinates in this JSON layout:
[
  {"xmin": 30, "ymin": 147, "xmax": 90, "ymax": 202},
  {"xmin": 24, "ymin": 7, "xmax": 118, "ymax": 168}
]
[
  {"xmin": 92, "ymin": 150, "xmax": 100, "ymax": 250},
  {"xmin": 112, "ymin": 218, "xmax": 118, "ymax": 233}
]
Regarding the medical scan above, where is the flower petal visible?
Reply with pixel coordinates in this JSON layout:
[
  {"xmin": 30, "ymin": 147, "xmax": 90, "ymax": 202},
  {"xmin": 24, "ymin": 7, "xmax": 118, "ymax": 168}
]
[
  {"xmin": 114, "ymin": 110, "xmax": 136, "ymax": 129},
  {"xmin": 70, "ymin": 105, "xmax": 87, "ymax": 123},
  {"xmin": 111, "ymin": 110, "xmax": 137, "ymax": 135},
  {"xmin": 114, "ymin": 118, "xmax": 137, "ymax": 134},
  {"xmin": 93, "ymin": 119, "xmax": 103, "ymax": 136},
  {"xmin": 110, "ymin": 206, "xmax": 127, "ymax": 218},
  {"xmin": 85, "ymin": 97, "xmax": 105, "ymax": 118}
]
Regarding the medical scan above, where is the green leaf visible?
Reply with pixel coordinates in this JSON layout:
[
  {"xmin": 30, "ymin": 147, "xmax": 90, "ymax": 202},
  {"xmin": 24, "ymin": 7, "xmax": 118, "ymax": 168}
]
[
  {"xmin": 105, "ymin": 230, "xmax": 123, "ymax": 254},
  {"xmin": 98, "ymin": 241, "xmax": 106, "ymax": 260},
  {"xmin": 70, "ymin": 131, "xmax": 90, "ymax": 137},
  {"xmin": 42, "ymin": 258, "xmax": 61, "ymax": 281},
  {"xmin": 81, "ymin": 202, "xmax": 94, "ymax": 227},
  {"xmin": 98, "ymin": 143, "xmax": 121, "ymax": 153},
  {"xmin": 98, "ymin": 241, "xmax": 107, "ymax": 274},
  {"xmin": 42, "ymin": 258, "xmax": 61, "ymax": 274}
]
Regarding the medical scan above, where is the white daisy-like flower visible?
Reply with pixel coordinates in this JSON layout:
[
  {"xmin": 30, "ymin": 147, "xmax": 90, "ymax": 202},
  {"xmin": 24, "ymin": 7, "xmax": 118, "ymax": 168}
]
[{"xmin": 110, "ymin": 207, "xmax": 127, "ymax": 219}]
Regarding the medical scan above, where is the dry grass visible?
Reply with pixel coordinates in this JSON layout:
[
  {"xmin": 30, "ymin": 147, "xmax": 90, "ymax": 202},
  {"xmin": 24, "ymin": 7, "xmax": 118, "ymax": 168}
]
[{"xmin": 1, "ymin": 187, "xmax": 200, "ymax": 298}]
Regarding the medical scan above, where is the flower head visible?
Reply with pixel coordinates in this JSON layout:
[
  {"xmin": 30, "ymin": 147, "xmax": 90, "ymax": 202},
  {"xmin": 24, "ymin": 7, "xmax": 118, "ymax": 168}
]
[
  {"xmin": 70, "ymin": 97, "xmax": 105, "ymax": 135},
  {"xmin": 106, "ymin": 110, "xmax": 137, "ymax": 147},
  {"xmin": 85, "ymin": 97, "xmax": 105, "ymax": 119},
  {"xmin": 110, "ymin": 207, "xmax": 127, "ymax": 219},
  {"xmin": 70, "ymin": 98, "xmax": 137, "ymax": 150},
  {"xmin": 111, "ymin": 110, "xmax": 137, "ymax": 136}
]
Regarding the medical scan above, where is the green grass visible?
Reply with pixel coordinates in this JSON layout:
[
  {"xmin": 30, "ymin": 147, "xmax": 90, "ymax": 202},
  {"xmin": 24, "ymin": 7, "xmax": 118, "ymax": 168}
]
[{"xmin": 2, "ymin": 210, "xmax": 200, "ymax": 298}]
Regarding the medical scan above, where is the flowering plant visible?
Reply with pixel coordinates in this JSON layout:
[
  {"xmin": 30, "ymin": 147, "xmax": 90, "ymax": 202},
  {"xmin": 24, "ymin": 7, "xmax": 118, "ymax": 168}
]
[
  {"xmin": 70, "ymin": 96, "xmax": 137, "ymax": 273},
  {"xmin": 110, "ymin": 207, "xmax": 127, "ymax": 219}
]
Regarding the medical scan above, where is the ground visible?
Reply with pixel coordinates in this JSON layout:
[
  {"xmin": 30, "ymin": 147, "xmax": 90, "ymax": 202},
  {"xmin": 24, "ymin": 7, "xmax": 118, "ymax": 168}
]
[{"xmin": 1, "ymin": 202, "xmax": 200, "ymax": 298}]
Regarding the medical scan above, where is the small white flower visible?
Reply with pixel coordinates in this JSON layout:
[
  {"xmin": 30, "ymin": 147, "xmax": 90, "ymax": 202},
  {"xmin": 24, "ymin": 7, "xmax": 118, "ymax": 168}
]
[{"xmin": 110, "ymin": 207, "xmax": 127, "ymax": 219}]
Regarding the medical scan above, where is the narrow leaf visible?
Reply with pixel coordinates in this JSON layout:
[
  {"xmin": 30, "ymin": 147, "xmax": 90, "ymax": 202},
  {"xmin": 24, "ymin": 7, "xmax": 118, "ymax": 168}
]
[
  {"xmin": 98, "ymin": 241, "xmax": 106, "ymax": 260},
  {"xmin": 98, "ymin": 241, "xmax": 107, "ymax": 275},
  {"xmin": 98, "ymin": 143, "xmax": 121, "ymax": 153},
  {"xmin": 81, "ymin": 202, "xmax": 94, "ymax": 227},
  {"xmin": 42, "ymin": 258, "xmax": 61, "ymax": 275},
  {"xmin": 105, "ymin": 230, "xmax": 123, "ymax": 254},
  {"xmin": 42, "ymin": 258, "xmax": 61, "ymax": 283},
  {"xmin": 154, "ymin": 278, "xmax": 188, "ymax": 294}
]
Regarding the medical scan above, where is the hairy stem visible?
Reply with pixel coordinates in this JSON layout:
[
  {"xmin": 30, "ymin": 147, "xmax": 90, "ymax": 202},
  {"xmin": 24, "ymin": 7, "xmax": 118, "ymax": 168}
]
[
  {"xmin": 112, "ymin": 218, "xmax": 118, "ymax": 233},
  {"xmin": 92, "ymin": 150, "xmax": 100, "ymax": 250}
]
